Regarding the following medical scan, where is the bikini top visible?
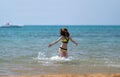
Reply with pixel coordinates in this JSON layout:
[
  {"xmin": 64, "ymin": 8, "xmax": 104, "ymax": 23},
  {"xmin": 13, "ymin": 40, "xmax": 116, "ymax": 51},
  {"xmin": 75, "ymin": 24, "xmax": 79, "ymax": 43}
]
[{"xmin": 62, "ymin": 37, "xmax": 69, "ymax": 43}]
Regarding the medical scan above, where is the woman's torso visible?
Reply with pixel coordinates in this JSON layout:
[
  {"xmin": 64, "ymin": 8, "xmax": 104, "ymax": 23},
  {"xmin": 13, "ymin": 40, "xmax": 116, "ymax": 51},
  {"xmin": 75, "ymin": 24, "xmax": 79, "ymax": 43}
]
[{"xmin": 60, "ymin": 36, "xmax": 69, "ymax": 49}]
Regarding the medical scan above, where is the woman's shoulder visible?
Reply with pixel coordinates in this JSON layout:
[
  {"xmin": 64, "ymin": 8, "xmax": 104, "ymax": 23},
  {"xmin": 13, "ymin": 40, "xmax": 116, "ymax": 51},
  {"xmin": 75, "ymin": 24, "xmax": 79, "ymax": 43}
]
[
  {"xmin": 68, "ymin": 36, "xmax": 71, "ymax": 39},
  {"xmin": 68, "ymin": 36, "xmax": 71, "ymax": 38},
  {"xmin": 60, "ymin": 35, "xmax": 70, "ymax": 39},
  {"xmin": 59, "ymin": 35, "xmax": 64, "ymax": 39},
  {"xmin": 60, "ymin": 35, "xmax": 64, "ymax": 38}
]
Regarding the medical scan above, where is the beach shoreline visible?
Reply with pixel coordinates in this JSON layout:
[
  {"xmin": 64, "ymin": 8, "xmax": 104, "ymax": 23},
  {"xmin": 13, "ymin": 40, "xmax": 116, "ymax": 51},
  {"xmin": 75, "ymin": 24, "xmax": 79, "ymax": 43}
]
[{"xmin": 1, "ymin": 73, "xmax": 120, "ymax": 77}]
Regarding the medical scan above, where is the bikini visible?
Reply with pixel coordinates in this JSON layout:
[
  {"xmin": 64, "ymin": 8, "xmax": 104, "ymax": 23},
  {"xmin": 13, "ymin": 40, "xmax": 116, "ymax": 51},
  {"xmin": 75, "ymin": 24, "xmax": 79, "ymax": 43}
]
[{"xmin": 60, "ymin": 37, "xmax": 69, "ymax": 52}]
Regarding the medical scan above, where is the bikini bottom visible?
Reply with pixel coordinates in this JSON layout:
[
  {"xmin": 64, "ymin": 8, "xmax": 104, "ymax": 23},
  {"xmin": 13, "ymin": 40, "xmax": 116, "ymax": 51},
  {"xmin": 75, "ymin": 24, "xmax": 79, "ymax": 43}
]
[{"xmin": 60, "ymin": 47, "xmax": 67, "ymax": 52}]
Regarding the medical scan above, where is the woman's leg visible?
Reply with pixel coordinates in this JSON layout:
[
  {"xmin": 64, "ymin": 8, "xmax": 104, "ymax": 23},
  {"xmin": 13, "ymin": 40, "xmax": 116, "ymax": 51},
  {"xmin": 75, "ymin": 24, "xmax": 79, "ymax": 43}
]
[{"xmin": 59, "ymin": 48, "xmax": 68, "ymax": 58}]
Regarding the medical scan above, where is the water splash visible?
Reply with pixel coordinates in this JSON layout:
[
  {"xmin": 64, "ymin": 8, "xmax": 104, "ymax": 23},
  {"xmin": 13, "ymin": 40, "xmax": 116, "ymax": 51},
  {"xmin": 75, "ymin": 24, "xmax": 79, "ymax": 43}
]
[
  {"xmin": 36, "ymin": 52, "xmax": 72, "ymax": 62},
  {"xmin": 50, "ymin": 56, "xmax": 71, "ymax": 61},
  {"xmin": 37, "ymin": 52, "xmax": 46, "ymax": 60}
]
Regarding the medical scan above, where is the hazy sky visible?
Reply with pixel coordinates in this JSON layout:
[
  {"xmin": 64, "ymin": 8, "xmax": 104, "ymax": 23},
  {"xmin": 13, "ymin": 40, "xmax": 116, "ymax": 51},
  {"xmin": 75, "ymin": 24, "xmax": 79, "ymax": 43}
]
[{"xmin": 0, "ymin": 0, "xmax": 120, "ymax": 25}]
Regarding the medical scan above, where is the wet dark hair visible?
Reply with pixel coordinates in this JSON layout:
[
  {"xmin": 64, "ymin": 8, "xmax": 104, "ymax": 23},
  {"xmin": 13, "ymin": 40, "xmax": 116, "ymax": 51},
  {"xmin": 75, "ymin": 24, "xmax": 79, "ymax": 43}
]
[{"xmin": 60, "ymin": 28, "xmax": 70, "ymax": 37}]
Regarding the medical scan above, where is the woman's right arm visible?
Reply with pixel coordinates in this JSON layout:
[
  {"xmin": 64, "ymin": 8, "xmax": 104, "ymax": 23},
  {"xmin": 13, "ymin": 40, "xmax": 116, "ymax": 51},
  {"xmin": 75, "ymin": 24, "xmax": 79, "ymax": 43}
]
[{"xmin": 69, "ymin": 36, "xmax": 78, "ymax": 46}]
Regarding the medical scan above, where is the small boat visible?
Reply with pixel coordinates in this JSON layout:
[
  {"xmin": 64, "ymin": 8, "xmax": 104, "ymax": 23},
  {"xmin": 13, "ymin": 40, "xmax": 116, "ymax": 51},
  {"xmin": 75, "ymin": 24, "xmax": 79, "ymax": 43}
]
[
  {"xmin": 1, "ymin": 25, "xmax": 22, "ymax": 28},
  {"xmin": 0, "ymin": 22, "xmax": 21, "ymax": 28}
]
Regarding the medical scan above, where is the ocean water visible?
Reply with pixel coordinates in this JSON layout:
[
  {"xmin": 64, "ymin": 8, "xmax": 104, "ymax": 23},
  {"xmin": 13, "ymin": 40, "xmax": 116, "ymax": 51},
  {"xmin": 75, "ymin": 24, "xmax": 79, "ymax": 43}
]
[{"xmin": 0, "ymin": 25, "xmax": 120, "ymax": 75}]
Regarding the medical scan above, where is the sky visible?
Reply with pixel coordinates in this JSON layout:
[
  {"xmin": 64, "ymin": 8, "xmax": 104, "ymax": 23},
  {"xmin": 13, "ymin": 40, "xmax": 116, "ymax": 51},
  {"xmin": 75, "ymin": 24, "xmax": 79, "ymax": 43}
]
[{"xmin": 0, "ymin": 0, "xmax": 120, "ymax": 25}]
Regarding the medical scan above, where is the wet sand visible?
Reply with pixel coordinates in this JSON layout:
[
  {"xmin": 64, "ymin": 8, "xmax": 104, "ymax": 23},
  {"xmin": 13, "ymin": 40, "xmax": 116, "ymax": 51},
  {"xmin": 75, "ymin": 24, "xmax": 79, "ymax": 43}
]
[{"xmin": 1, "ymin": 73, "xmax": 120, "ymax": 77}]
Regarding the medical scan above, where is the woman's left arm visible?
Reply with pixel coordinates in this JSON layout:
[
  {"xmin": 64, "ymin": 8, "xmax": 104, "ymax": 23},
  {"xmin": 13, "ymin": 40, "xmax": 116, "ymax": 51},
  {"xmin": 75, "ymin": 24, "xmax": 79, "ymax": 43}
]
[{"xmin": 48, "ymin": 36, "xmax": 63, "ymax": 47}]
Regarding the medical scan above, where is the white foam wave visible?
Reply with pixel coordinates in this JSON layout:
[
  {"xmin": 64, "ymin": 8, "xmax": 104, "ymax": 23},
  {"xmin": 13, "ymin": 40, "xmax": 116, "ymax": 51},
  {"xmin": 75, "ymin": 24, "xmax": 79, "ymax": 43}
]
[
  {"xmin": 50, "ymin": 56, "xmax": 71, "ymax": 61},
  {"xmin": 36, "ymin": 52, "xmax": 72, "ymax": 62}
]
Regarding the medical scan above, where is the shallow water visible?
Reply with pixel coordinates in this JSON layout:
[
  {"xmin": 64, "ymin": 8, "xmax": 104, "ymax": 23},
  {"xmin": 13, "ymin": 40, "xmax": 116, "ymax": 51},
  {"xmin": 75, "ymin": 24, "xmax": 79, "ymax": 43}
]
[{"xmin": 0, "ymin": 25, "xmax": 120, "ymax": 75}]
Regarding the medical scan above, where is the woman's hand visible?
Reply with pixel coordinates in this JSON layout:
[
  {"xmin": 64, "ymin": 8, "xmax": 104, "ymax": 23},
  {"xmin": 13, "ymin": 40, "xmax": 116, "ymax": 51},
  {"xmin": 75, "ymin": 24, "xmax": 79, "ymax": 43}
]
[
  {"xmin": 48, "ymin": 44, "xmax": 52, "ymax": 48},
  {"xmin": 76, "ymin": 43, "xmax": 78, "ymax": 46},
  {"xmin": 75, "ymin": 43, "xmax": 78, "ymax": 46}
]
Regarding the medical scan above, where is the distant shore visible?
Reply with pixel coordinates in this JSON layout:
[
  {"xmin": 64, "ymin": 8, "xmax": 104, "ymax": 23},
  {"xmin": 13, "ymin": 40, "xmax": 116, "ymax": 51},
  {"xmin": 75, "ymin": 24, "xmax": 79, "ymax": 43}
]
[{"xmin": 1, "ymin": 73, "xmax": 120, "ymax": 77}]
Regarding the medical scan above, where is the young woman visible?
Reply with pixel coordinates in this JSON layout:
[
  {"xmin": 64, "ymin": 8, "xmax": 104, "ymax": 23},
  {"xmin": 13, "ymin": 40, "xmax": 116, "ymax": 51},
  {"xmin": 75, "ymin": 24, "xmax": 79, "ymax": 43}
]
[{"xmin": 48, "ymin": 28, "xmax": 78, "ymax": 58}]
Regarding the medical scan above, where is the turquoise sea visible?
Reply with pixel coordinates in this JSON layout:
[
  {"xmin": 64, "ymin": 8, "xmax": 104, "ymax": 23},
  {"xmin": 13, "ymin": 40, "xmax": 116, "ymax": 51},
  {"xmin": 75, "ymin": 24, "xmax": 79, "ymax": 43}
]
[{"xmin": 0, "ymin": 25, "xmax": 120, "ymax": 75}]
